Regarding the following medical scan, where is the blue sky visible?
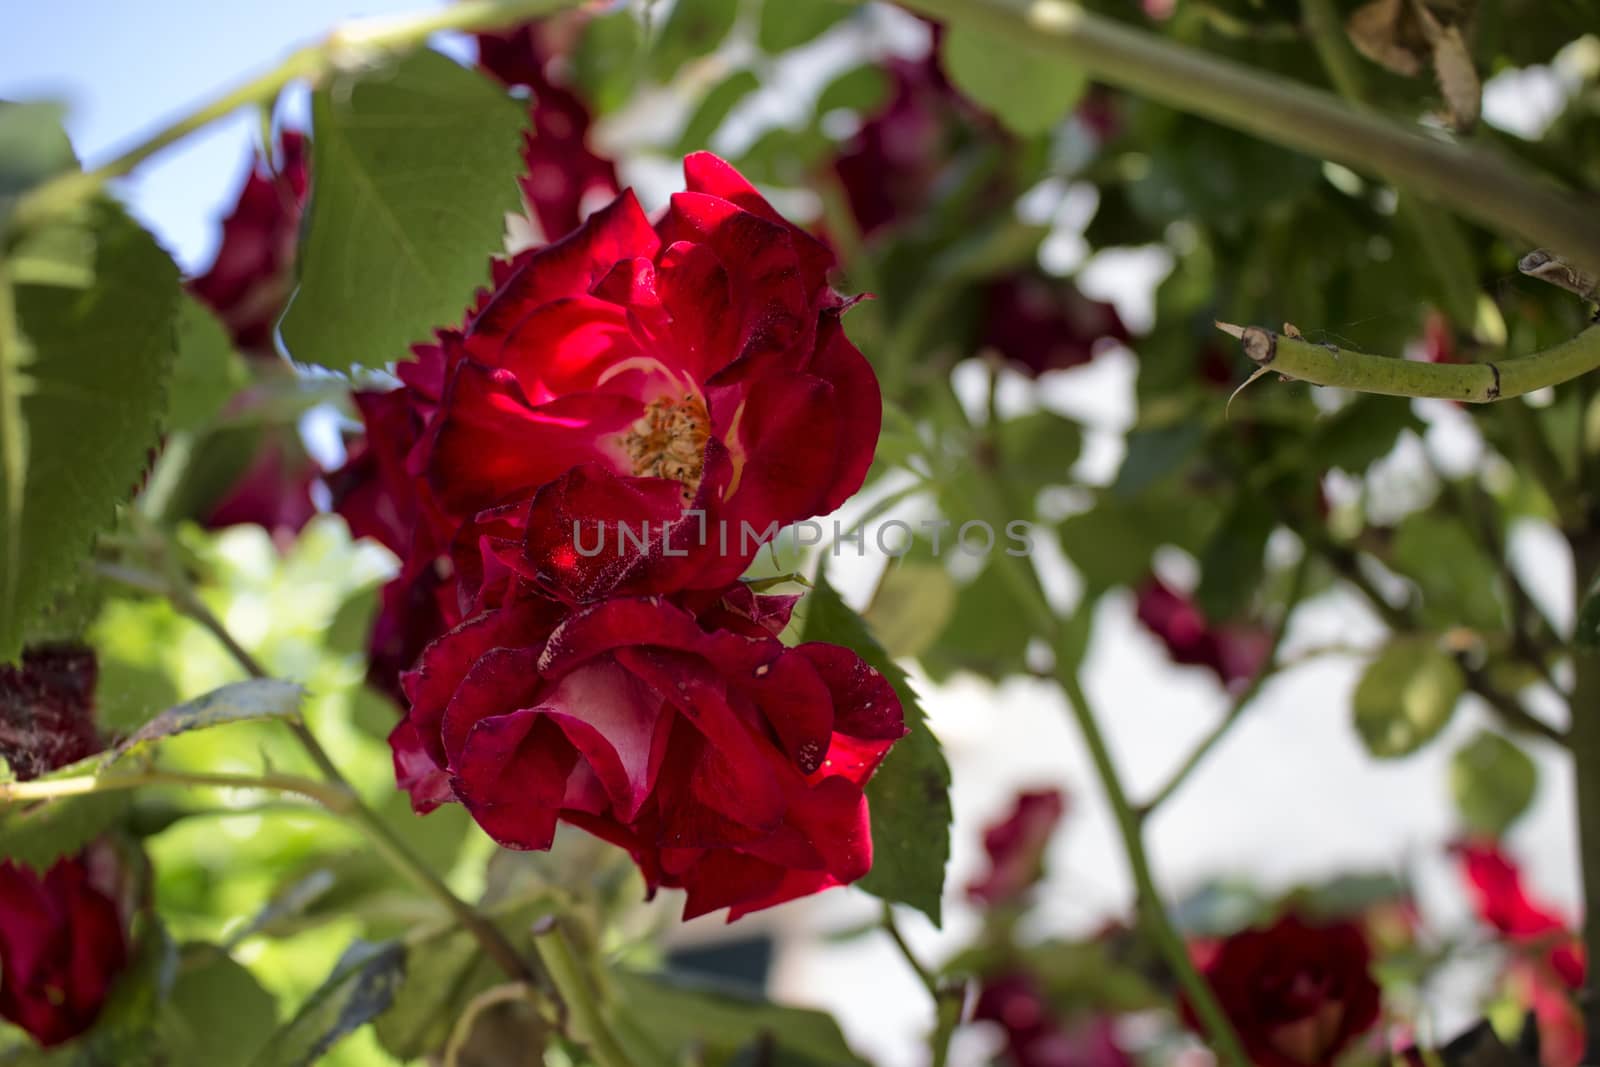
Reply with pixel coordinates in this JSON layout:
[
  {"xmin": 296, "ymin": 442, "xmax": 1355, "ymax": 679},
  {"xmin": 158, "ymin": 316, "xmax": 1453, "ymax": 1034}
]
[{"xmin": 1, "ymin": 2, "xmax": 473, "ymax": 272}]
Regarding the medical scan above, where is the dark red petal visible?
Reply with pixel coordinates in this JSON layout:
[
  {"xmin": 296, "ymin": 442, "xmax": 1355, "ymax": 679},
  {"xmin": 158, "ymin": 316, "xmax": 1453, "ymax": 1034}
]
[
  {"xmin": 794, "ymin": 643, "xmax": 906, "ymax": 741},
  {"xmin": 520, "ymin": 464, "xmax": 689, "ymax": 602},
  {"xmin": 680, "ymin": 152, "xmax": 836, "ymax": 302},
  {"xmin": 439, "ymin": 646, "xmax": 544, "ymax": 764},
  {"xmin": 805, "ymin": 315, "xmax": 882, "ymax": 514},
  {"xmin": 470, "ymin": 190, "xmax": 658, "ymax": 339},
  {"xmin": 389, "ymin": 716, "xmax": 455, "ymax": 814},
  {"xmin": 0, "ymin": 645, "xmax": 102, "ymax": 781},
  {"xmin": 535, "ymin": 658, "xmax": 670, "ymax": 821},
  {"xmin": 717, "ymin": 370, "xmax": 841, "ymax": 530},
  {"xmin": 452, "ymin": 710, "xmax": 577, "ymax": 851},
  {"xmin": 471, "ymin": 295, "xmax": 639, "ymax": 403},
  {"xmin": 427, "ymin": 360, "xmax": 639, "ymax": 514}
]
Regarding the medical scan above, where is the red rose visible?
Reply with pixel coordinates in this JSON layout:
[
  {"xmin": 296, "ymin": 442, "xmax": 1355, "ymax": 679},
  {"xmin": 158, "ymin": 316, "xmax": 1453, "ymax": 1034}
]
[
  {"xmin": 396, "ymin": 593, "xmax": 904, "ymax": 919},
  {"xmin": 188, "ymin": 130, "xmax": 308, "ymax": 357},
  {"xmin": 0, "ymin": 851, "xmax": 130, "ymax": 1047},
  {"xmin": 422, "ymin": 153, "xmax": 877, "ymax": 594},
  {"xmin": 980, "ymin": 272, "xmax": 1131, "ymax": 377},
  {"xmin": 0, "ymin": 650, "xmax": 131, "ymax": 1048},
  {"xmin": 974, "ymin": 972, "xmax": 1135, "ymax": 1067},
  {"xmin": 0, "ymin": 644, "xmax": 100, "ymax": 781},
  {"xmin": 1135, "ymin": 577, "xmax": 1270, "ymax": 689},
  {"xmin": 1453, "ymin": 839, "xmax": 1586, "ymax": 1065},
  {"xmin": 1185, "ymin": 913, "xmax": 1381, "ymax": 1067},
  {"xmin": 967, "ymin": 788, "xmax": 1067, "ymax": 907},
  {"xmin": 188, "ymin": 129, "xmax": 321, "ymax": 544}
]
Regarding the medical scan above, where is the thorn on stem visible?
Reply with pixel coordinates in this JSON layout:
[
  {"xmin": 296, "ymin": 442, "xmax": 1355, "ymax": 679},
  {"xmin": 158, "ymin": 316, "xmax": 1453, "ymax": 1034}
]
[{"xmin": 1241, "ymin": 326, "xmax": 1278, "ymax": 365}]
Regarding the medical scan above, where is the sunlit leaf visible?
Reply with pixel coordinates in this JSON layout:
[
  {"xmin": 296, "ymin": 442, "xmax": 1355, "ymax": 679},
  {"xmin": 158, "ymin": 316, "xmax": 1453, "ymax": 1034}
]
[{"xmin": 280, "ymin": 49, "xmax": 525, "ymax": 374}]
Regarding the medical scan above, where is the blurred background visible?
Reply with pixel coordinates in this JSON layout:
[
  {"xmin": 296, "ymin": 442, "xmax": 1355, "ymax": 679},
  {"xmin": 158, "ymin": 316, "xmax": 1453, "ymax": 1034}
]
[{"xmin": 3, "ymin": 3, "xmax": 1594, "ymax": 1065}]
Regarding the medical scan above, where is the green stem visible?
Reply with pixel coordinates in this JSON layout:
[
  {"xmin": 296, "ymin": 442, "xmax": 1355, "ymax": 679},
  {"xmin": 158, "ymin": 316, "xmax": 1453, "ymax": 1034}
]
[
  {"xmin": 1138, "ymin": 554, "xmax": 1310, "ymax": 817},
  {"xmin": 0, "ymin": 262, "xmax": 25, "ymax": 652},
  {"xmin": 531, "ymin": 920, "xmax": 635, "ymax": 1067},
  {"xmin": 8, "ymin": 0, "xmax": 579, "ymax": 235},
  {"xmin": 0, "ymin": 766, "xmax": 346, "ymax": 808},
  {"xmin": 927, "ymin": 379, "xmax": 1247, "ymax": 1067},
  {"xmin": 897, "ymin": 0, "xmax": 1600, "ymax": 274},
  {"xmin": 118, "ymin": 527, "xmax": 535, "ymax": 983},
  {"xmin": 882, "ymin": 903, "xmax": 939, "ymax": 1001},
  {"xmin": 1052, "ymin": 657, "xmax": 1248, "ymax": 1067},
  {"xmin": 1221, "ymin": 322, "xmax": 1600, "ymax": 403}
]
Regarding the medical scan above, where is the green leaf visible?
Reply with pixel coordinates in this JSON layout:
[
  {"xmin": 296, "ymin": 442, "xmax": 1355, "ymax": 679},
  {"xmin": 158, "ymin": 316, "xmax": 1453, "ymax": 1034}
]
[
  {"xmin": 1390, "ymin": 510, "xmax": 1506, "ymax": 633},
  {"xmin": 799, "ymin": 574, "xmax": 950, "ymax": 924},
  {"xmin": 1193, "ymin": 495, "xmax": 1274, "ymax": 622},
  {"xmin": 1450, "ymin": 730, "xmax": 1538, "ymax": 837},
  {"xmin": 2, "ymin": 200, "xmax": 180, "ymax": 662},
  {"xmin": 815, "ymin": 65, "xmax": 892, "ymax": 117},
  {"xmin": 1352, "ymin": 637, "xmax": 1465, "ymax": 758},
  {"xmin": 864, "ymin": 561, "xmax": 957, "ymax": 659},
  {"xmin": 373, "ymin": 893, "xmax": 556, "ymax": 1060},
  {"xmin": 250, "ymin": 941, "xmax": 406, "ymax": 1067},
  {"xmin": 922, "ymin": 565, "xmax": 1035, "ymax": 682},
  {"xmin": 108, "ymin": 679, "xmax": 304, "ymax": 763},
  {"xmin": 1112, "ymin": 421, "xmax": 1205, "ymax": 498},
  {"xmin": 168, "ymin": 296, "xmax": 249, "ymax": 435},
  {"xmin": 574, "ymin": 12, "xmax": 645, "ymax": 115},
  {"xmin": 758, "ymin": 0, "xmax": 854, "ymax": 53},
  {"xmin": 612, "ymin": 971, "xmax": 869, "ymax": 1066},
  {"xmin": 0, "ymin": 790, "xmax": 126, "ymax": 871},
  {"xmin": 676, "ymin": 69, "xmax": 760, "ymax": 156},
  {"xmin": 280, "ymin": 49, "xmax": 525, "ymax": 374},
  {"xmin": 1312, "ymin": 395, "xmax": 1423, "ymax": 474},
  {"xmin": 650, "ymin": 0, "xmax": 740, "ymax": 83},
  {"xmin": 163, "ymin": 943, "xmax": 278, "ymax": 1067},
  {"xmin": 940, "ymin": 25, "xmax": 1087, "ymax": 136},
  {"xmin": 0, "ymin": 100, "xmax": 74, "ymax": 226}
]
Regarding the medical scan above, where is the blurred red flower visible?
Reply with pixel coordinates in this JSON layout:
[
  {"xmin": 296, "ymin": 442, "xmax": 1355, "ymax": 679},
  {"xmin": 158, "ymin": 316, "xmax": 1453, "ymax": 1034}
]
[
  {"xmin": 967, "ymin": 788, "xmax": 1067, "ymax": 907},
  {"xmin": 974, "ymin": 972, "xmax": 1135, "ymax": 1067},
  {"xmin": 1185, "ymin": 912, "xmax": 1381, "ymax": 1067},
  {"xmin": 1135, "ymin": 577, "xmax": 1270, "ymax": 689}
]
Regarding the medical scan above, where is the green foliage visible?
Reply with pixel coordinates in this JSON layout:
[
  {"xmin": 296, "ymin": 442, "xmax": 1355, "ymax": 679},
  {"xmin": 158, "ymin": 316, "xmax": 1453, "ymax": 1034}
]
[
  {"xmin": 1, "ymin": 201, "xmax": 179, "ymax": 663},
  {"xmin": 1352, "ymin": 637, "xmax": 1465, "ymax": 758},
  {"xmin": 864, "ymin": 561, "xmax": 957, "ymax": 659},
  {"xmin": 800, "ymin": 573, "xmax": 950, "ymax": 924},
  {"xmin": 940, "ymin": 25, "xmax": 1087, "ymax": 136},
  {"xmin": 168, "ymin": 297, "xmax": 250, "ymax": 435},
  {"xmin": 815, "ymin": 65, "xmax": 893, "ymax": 118},
  {"xmin": 0, "ymin": 101, "xmax": 74, "ymax": 226},
  {"xmin": 109, "ymin": 679, "xmax": 304, "ymax": 762},
  {"xmin": 574, "ymin": 12, "xmax": 644, "ymax": 114},
  {"xmin": 280, "ymin": 49, "xmax": 525, "ymax": 374},
  {"xmin": 649, "ymin": 0, "xmax": 740, "ymax": 83},
  {"xmin": 0, "ymin": 791, "xmax": 127, "ymax": 872},
  {"xmin": 1450, "ymin": 730, "xmax": 1539, "ymax": 837},
  {"xmin": 164, "ymin": 943, "xmax": 279, "ymax": 1067},
  {"xmin": 612, "ymin": 971, "xmax": 870, "ymax": 1066},
  {"xmin": 677, "ymin": 70, "xmax": 761, "ymax": 155},
  {"xmin": 250, "ymin": 941, "xmax": 406, "ymax": 1067},
  {"xmin": 757, "ymin": 0, "xmax": 855, "ymax": 52}
]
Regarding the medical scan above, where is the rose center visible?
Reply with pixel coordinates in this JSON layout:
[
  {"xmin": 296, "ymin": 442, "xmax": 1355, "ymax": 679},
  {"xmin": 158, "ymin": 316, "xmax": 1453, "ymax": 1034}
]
[{"xmin": 622, "ymin": 392, "xmax": 710, "ymax": 503}]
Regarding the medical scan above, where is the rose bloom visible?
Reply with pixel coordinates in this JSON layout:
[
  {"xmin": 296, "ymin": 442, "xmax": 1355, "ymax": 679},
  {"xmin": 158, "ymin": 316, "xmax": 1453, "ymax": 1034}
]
[
  {"xmin": 1454, "ymin": 839, "xmax": 1585, "ymax": 1066},
  {"xmin": 1135, "ymin": 577, "xmax": 1270, "ymax": 689},
  {"xmin": 188, "ymin": 128, "xmax": 320, "ymax": 544},
  {"xmin": 1185, "ymin": 912, "xmax": 1381, "ymax": 1067},
  {"xmin": 0, "ymin": 647, "xmax": 131, "ymax": 1047},
  {"xmin": 967, "ymin": 788, "xmax": 1067, "ymax": 907},
  {"xmin": 396, "ymin": 592, "xmax": 905, "ymax": 919},
  {"xmin": 423, "ymin": 152, "xmax": 878, "ymax": 596},
  {"xmin": 973, "ymin": 972, "xmax": 1134, "ymax": 1067}
]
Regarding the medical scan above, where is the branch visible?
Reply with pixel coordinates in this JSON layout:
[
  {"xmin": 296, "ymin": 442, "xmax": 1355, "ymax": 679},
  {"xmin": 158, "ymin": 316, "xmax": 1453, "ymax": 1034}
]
[
  {"xmin": 1218, "ymin": 321, "xmax": 1600, "ymax": 403},
  {"xmin": 896, "ymin": 0, "xmax": 1600, "ymax": 275},
  {"xmin": 108, "ymin": 524, "xmax": 536, "ymax": 984},
  {"xmin": 7, "ymin": 0, "xmax": 580, "ymax": 234},
  {"xmin": 530, "ymin": 919, "xmax": 633, "ymax": 1067},
  {"xmin": 0, "ymin": 767, "xmax": 348, "ymax": 809}
]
